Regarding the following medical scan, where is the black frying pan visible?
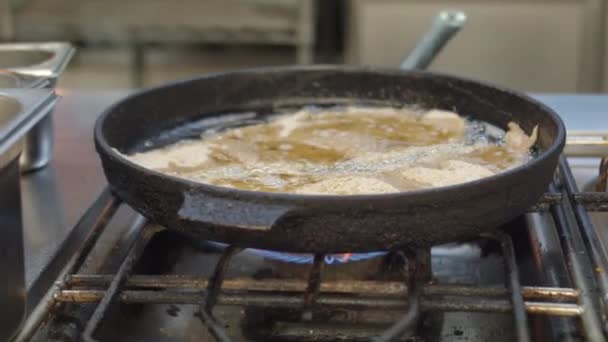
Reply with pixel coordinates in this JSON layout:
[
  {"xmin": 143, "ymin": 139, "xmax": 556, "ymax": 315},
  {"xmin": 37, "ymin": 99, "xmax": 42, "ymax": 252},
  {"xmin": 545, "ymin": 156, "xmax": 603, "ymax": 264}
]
[
  {"xmin": 95, "ymin": 11, "xmax": 565, "ymax": 253},
  {"xmin": 95, "ymin": 65, "xmax": 565, "ymax": 253}
]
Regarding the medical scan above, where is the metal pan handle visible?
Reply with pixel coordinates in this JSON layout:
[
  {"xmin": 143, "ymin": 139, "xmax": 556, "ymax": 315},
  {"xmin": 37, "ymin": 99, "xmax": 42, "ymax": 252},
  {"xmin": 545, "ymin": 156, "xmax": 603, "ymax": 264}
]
[{"xmin": 400, "ymin": 10, "xmax": 466, "ymax": 70}]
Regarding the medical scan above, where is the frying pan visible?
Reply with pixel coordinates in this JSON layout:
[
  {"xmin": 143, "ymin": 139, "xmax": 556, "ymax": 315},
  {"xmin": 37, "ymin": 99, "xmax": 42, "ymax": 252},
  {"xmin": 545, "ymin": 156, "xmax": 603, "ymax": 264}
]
[{"xmin": 94, "ymin": 13, "xmax": 565, "ymax": 253}]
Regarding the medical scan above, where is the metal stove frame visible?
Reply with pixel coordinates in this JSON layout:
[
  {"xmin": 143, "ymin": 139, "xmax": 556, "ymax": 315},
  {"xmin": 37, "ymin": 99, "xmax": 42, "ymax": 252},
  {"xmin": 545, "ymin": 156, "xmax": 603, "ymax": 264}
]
[{"xmin": 15, "ymin": 156, "xmax": 608, "ymax": 341}]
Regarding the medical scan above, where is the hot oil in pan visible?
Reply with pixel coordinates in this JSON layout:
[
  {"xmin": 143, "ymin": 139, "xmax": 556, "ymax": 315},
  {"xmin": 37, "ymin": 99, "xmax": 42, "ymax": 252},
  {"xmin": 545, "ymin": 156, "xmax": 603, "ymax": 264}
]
[
  {"xmin": 133, "ymin": 111, "xmax": 270, "ymax": 152},
  {"xmin": 123, "ymin": 105, "xmax": 537, "ymax": 195}
]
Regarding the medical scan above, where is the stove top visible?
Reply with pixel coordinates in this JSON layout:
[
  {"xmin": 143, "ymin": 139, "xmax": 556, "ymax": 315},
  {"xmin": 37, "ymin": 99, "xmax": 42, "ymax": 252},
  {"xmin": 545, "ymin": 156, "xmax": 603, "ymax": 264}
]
[{"xmin": 13, "ymin": 91, "xmax": 608, "ymax": 341}]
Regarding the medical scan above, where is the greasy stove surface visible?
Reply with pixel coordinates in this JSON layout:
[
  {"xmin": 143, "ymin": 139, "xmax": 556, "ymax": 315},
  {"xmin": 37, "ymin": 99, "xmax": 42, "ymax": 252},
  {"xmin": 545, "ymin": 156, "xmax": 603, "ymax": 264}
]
[
  {"xmin": 21, "ymin": 91, "xmax": 608, "ymax": 341},
  {"xmin": 92, "ymin": 235, "xmax": 511, "ymax": 342}
]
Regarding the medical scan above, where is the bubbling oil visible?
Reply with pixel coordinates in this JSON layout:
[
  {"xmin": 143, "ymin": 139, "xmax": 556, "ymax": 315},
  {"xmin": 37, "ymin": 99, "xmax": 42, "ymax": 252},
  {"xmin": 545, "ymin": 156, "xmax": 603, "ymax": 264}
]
[{"xmin": 124, "ymin": 106, "xmax": 537, "ymax": 194}]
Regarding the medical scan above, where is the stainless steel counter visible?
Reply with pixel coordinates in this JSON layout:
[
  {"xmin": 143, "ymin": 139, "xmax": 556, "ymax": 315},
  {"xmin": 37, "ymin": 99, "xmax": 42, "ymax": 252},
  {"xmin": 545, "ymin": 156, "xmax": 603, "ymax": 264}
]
[{"xmin": 20, "ymin": 90, "xmax": 608, "ymax": 308}]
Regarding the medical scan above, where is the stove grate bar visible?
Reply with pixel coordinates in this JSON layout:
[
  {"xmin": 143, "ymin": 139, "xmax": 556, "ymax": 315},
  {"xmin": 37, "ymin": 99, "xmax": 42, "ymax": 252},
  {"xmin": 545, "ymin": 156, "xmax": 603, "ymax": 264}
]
[
  {"xmin": 372, "ymin": 248, "xmax": 422, "ymax": 342},
  {"xmin": 530, "ymin": 192, "xmax": 608, "ymax": 212},
  {"xmin": 492, "ymin": 232, "xmax": 531, "ymax": 342},
  {"xmin": 559, "ymin": 157, "xmax": 608, "ymax": 323},
  {"xmin": 80, "ymin": 223, "xmax": 159, "ymax": 342},
  {"xmin": 64, "ymin": 274, "xmax": 581, "ymax": 300},
  {"xmin": 202, "ymin": 245, "xmax": 243, "ymax": 313},
  {"xmin": 301, "ymin": 253, "xmax": 326, "ymax": 321},
  {"xmin": 197, "ymin": 245, "xmax": 243, "ymax": 342},
  {"xmin": 54, "ymin": 288, "xmax": 584, "ymax": 316},
  {"xmin": 550, "ymin": 179, "xmax": 605, "ymax": 341}
]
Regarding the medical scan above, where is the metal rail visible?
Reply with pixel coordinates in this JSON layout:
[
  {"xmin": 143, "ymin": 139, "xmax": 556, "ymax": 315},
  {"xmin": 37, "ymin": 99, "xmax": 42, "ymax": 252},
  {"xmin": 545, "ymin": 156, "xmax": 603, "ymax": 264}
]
[
  {"xmin": 558, "ymin": 157, "xmax": 608, "ymax": 326},
  {"xmin": 81, "ymin": 222, "xmax": 160, "ymax": 342},
  {"xmin": 65, "ymin": 275, "xmax": 580, "ymax": 300},
  {"xmin": 495, "ymin": 232, "xmax": 531, "ymax": 342},
  {"xmin": 53, "ymin": 289, "xmax": 583, "ymax": 316},
  {"xmin": 550, "ymin": 177, "xmax": 605, "ymax": 341},
  {"xmin": 532, "ymin": 192, "xmax": 608, "ymax": 212}
]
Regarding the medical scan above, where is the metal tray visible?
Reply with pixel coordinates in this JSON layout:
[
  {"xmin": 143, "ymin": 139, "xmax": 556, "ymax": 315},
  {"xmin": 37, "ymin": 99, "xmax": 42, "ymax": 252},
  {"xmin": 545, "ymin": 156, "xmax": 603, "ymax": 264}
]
[
  {"xmin": 0, "ymin": 89, "xmax": 58, "ymax": 341},
  {"xmin": 0, "ymin": 42, "xmax": 74, "ymax": 171},
  {"xmin": 0, "ymin": 89, "xmax": 58, "ymax": 157},
  {"xmin": 0, "ymin": 69, "xmax": 49, "ymax": 89},
  {"xmin": 0, "ymin": 42, "xmax": 74, "ymax": 80}
]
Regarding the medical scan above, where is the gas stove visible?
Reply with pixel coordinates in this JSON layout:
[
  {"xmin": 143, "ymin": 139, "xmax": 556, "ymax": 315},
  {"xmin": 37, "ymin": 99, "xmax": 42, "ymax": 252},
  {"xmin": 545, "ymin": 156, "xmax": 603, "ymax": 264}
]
[{"xmin": 7, "ymin": 92, "xmax": 608, "ymax": 341}]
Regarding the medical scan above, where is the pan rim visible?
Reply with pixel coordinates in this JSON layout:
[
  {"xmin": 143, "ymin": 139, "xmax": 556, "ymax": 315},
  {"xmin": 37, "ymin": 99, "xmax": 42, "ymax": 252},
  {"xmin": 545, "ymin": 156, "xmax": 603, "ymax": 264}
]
[{"xmin": 94, "ymin": 65, "xmax": 566, "ymax": 204}]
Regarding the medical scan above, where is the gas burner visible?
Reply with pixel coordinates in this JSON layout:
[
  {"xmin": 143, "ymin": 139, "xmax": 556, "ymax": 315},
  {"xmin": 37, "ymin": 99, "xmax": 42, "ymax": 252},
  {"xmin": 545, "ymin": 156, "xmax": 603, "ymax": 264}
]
[
  {"xmin": 246, "ymin": 249, "xmax": 387, "ymax": 264},
  {"xmin": 204, "ymin": 241, "xmax": 387, "ymax": 264}
]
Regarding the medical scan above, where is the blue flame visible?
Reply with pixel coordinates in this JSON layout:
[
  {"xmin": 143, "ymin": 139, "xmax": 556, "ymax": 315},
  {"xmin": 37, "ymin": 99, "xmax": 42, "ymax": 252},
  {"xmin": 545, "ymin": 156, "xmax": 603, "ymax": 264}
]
[
  {"xmin": 204, "ymin": 241, "xmax": 386, "ymax": 264},
  {"xmin": 248, "ymin": 249, "xmax": 387, "ymax": 264}
]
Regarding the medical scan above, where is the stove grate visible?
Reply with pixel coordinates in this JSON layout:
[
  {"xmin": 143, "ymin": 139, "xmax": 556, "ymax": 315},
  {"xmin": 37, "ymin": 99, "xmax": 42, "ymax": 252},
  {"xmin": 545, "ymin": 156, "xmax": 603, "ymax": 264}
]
[{"xmin": 16, "ymin": 156, "xmax": 608, "ymax": 342}]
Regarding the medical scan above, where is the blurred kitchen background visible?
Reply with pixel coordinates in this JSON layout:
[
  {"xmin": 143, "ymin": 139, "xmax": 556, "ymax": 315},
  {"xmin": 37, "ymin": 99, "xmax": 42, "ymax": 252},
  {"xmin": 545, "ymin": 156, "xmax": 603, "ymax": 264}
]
[{"xmin": 1, "ymin": 0, "xmax": 605, "ymax": 92}]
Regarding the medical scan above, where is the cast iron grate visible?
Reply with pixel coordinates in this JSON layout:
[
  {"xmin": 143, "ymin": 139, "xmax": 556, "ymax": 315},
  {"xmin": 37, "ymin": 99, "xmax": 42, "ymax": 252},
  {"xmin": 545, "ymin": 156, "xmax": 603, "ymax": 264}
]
[{"xmin": 17, "ymin": 156, "xmax": 608, "ymax": 341}]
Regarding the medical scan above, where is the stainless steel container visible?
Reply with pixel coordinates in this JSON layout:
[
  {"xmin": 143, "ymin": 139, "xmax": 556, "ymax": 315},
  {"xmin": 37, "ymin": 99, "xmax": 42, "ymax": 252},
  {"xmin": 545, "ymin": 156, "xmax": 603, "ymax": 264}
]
[
  {"xmin": 0, "ymin": 42, "xmax": 74, "ymax": 81},
  {"xmin": 0, "ymin": 42, "xmax": 74, "ymax": 172},
  {"xmin": 0, "ymin": 69, "xmax": 48, "ymax": 88},
  {"xmin": 0, "ymin": 89, "xmax": 58, "ymax": 340}
]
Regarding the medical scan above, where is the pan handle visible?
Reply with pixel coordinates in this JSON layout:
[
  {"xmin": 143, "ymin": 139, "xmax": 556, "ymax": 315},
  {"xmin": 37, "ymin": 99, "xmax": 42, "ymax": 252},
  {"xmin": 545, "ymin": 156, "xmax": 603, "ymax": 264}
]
[{"xmin": 400, "ymin": 10, "xmax": 466, "ymax": 70}]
